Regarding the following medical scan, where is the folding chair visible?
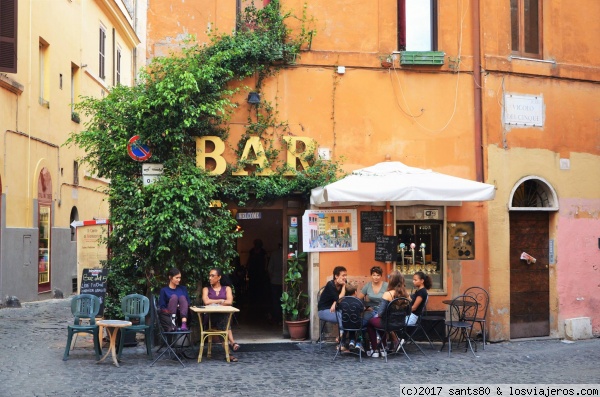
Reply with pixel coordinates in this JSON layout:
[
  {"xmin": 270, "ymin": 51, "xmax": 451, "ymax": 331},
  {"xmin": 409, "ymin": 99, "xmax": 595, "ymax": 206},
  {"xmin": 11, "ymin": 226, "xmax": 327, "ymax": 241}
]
[
  {"xmin": 440, "ymin": 294, "xmax": 478, "ymax": 357},
  {"xmin": 419, "ymin": 297, "xmax": 446, "ymax": 347},
  {"xmin": 464, "ymin": 286, "xmax": 489, "ymax": 350},
  {"xmin": 150, "ymin": 297, "xmax": 192, "ymax": 367},
  {"xmin": 333, "ymin": 296, "xmax": 367, "ymax": 362},
  {"xmin": 317, "ymin": 286, "xmax": 338, "ymax": 349},
  {"xmin": 374, "ymin": 297, "xmax": 412, "ymax": 363}
]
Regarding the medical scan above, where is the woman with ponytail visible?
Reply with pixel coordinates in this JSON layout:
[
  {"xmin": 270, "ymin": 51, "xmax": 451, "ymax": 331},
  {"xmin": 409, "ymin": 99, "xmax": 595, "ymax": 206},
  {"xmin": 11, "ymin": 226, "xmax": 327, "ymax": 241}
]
[
  {"xmin": 409, "ymin": 271, "xmax": 433, "ymax": 324},
  {"xmin": 365, "ymin": 270, "xmax": 409, "ymax": 358}
]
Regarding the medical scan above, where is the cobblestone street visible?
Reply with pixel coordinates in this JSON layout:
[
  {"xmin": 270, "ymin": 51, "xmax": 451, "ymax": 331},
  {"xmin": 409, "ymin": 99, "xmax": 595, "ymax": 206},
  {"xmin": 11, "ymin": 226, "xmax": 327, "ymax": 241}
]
[{"xmin": 1, "ymin": 298, "xmax": 599, "ymax": 397}]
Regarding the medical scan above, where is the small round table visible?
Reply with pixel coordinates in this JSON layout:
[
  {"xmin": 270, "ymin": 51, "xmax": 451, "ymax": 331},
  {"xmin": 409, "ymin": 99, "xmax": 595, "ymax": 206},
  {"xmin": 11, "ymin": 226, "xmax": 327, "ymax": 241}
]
[{"xmin": 96, "ymin": 320, "xmax": 131, "ymax": 367}]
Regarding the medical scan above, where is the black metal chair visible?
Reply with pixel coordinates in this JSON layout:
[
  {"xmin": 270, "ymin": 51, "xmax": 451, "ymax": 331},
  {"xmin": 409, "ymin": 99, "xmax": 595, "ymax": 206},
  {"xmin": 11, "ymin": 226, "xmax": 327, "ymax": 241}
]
[
  {"xmin": 441, "ymin": 295, "xmax": 478, "ymax": 357},
  {"xmin": 150, "ymin": 297, "xmax": 192, "ymax": 367},
  {"xmin": 404, "ymin": 309, "xmax": 427, "ymax": 355},
  {"xmin": 117, "ymin": 294, "xmax": 152, "ymax": 360},
  {"xmin": 419, "ymin": 297, "xmax": 446, "ymax": 347},
  {"xmin": 333, "ymin": 296, "xmax": 367, "ymax": 362},
  {"xmin": 63, "ymin": 294, "xmax": 103, "ymax": 361},
  {"xmin": 464, "ymin": 286, "xmax": 489, "ymax": 350},
  {"xmin": 374, "ymin": 297, "xmax": 412, "ymax": 363},
  {"xmin": 317, "ymin": 286, "xmax": 338, "ymax": 349}
]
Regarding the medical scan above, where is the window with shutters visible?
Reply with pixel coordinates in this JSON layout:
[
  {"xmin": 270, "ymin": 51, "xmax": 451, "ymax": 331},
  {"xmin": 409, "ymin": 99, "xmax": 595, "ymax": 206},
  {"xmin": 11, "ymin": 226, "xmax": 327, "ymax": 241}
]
[
  {"xmin": 99, "ymin": 25, "xmax": 106, "ymax": 80},
  {"xmin": 0, "ymin": 0, "xmax": 18, "ymax": 73},
  {"xmin": 39, "ymin": 38, "xmax": 49, "ymax": 107},
  {"xmin": 398, "ymin": 0, "xmax": 438, "ymax": 51},
  {"xmin": 116, "ymin": 47, "xmax": 121, "ymax": 85},
  {"xmin": 511, "ymin": 0, "xmax": 542, "ymax": 58}
]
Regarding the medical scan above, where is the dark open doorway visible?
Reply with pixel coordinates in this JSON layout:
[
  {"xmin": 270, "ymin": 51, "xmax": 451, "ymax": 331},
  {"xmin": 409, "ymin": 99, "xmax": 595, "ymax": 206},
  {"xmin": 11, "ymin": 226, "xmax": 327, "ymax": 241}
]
[{"xmin": 232, "ymin": 209, "xmax": 284, "ymax": 341}]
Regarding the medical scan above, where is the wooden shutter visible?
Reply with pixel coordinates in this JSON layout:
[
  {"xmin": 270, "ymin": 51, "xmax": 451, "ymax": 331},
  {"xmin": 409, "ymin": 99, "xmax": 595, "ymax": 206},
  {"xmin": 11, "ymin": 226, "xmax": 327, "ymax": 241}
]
[
  {"xmin": 0, "ymin": 0, "xmax": 17, "ymax": 73},
  {"xmin": 397, "ymin": 0, "xmax": 406, "ymax": 51},
  {"xmin": 99, "ymin": 27, "xmax": 105, "ymax": 79}
]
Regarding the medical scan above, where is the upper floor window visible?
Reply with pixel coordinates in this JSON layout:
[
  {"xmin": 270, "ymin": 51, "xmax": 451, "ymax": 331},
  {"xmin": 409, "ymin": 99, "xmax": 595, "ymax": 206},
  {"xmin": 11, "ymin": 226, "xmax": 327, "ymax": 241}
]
[
  {"xmin": 511, "ymin": 0, "xmax": 542, "ymax": 58},
  {"xmin": 99, "ymin": 25, "xmax": 106, "ymax": 79},
  {"xmin": 39, "ymin": 38, "xmax": 49, "ymax": 107},
  {"xmin": 116, "ymin": 47, "xmax": 121, "ymax": 85},
  {"xmin": 398, "ymin": 0, "xmax": 438, "ymax": 51},
  {"xmin": 0, "ymin": 0, "xmax": 17, "ymax": 73}
]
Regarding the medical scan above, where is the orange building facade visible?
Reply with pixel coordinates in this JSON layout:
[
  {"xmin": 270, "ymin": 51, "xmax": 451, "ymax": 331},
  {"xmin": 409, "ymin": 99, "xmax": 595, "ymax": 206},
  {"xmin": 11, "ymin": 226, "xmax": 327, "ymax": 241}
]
[{"xmin": 147, "ymin": 0, "xmax": 600, "ymax": 342}]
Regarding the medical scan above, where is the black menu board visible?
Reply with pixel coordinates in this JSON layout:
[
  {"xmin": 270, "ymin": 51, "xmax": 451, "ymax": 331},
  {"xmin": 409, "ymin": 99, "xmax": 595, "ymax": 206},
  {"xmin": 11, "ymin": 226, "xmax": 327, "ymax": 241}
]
[
  {"xmin": 375, "ymin": 235, "xmax": 398, "ymax": 262},
  {"xmin": 80, "ymin": 268, "xmax": 108, "ymax": 316},
  {"xmin": 360, "ymin": 211, "xmax": 384, "ymax": 242}
]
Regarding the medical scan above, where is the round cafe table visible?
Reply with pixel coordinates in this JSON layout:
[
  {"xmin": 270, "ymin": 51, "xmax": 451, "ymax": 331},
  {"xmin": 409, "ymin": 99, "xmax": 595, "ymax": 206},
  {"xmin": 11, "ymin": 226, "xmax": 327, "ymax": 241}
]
[{"xmin": 96, "ymin": 320, "xmax": 131, "ymax": 367}]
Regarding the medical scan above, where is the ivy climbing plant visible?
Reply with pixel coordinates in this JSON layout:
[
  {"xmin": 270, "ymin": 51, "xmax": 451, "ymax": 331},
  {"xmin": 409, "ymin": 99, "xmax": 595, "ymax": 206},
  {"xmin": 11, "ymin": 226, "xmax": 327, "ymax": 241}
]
[{"xmin": 67, "ymin": 0, "xmax": 342, "ymax": 318}]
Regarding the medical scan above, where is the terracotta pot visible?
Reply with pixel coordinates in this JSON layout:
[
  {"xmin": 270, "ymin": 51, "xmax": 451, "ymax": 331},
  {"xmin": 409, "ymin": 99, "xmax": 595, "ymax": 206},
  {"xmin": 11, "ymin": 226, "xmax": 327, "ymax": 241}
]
[
  {"xmin": 285, "ymin": 319, "xmax": 310, "ymax": 341},
  {"xmin": 381, "ymin": 60, "xmax": 393, "ymax": 68}
]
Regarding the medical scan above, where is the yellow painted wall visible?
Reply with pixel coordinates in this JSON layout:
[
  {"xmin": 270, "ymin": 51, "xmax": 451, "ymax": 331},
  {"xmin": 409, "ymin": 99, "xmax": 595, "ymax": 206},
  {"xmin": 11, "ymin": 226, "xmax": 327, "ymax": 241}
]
[
  {"xmin": 1, "ymin": 0, "xmax": 145, "ymax": 301},
  {"xmin": 1, "ymin": 0, "xmax": 142, "ymax": 228}
]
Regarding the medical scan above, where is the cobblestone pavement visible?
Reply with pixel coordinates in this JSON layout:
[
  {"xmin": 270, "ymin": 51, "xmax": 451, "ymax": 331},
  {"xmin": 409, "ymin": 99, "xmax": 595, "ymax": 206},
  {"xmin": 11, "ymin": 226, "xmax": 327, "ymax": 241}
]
[{"xmin": 1, "ymin": 298, "xmax": 599, "ymax": 397}]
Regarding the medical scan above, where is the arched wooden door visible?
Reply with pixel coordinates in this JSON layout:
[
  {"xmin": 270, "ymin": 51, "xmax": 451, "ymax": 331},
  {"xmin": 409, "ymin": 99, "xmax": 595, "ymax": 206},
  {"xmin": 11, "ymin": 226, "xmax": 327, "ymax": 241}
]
[{"xmin": 509, "ymin": 177, "xmax": 557, "ymax": 339}]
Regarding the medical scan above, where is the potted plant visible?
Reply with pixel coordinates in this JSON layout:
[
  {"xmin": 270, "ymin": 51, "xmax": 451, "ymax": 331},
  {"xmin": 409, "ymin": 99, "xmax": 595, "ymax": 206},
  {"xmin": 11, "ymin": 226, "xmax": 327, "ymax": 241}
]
[
  {"xmin": 378, "ymin": 54, "xmax": 394, "ymax": 68},
  {"xmin": 281, "ymin": 252, "xmax": 310, "ymax": 340}
]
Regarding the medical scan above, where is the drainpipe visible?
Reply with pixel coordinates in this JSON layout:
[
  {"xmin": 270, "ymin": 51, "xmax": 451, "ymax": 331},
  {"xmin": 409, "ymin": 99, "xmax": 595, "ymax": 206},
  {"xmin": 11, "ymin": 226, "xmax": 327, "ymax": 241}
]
[{"xmin": 472, "ymin": 0, "xmax": 484, "ymax": 182}]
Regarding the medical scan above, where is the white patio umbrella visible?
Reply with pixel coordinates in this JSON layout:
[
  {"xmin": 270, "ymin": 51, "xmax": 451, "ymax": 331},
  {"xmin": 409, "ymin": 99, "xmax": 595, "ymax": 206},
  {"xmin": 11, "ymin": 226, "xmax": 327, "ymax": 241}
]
[{"xmin": 311, "ymin": 161, "xmax": 495, "ymax": 207}]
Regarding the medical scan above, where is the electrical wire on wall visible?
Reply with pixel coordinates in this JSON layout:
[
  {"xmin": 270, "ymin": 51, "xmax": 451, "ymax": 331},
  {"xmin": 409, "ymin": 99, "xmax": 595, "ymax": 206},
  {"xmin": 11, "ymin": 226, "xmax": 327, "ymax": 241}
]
[{"xmin": 389, "ymin": 0, "xmax": 468, "ymax": 133}]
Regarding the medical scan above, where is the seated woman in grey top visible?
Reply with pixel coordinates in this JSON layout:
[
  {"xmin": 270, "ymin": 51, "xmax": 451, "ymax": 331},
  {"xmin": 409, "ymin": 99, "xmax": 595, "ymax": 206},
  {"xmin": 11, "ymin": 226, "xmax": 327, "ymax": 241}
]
[{"xmin": 357, "ymin": 266, "xmax": 388, "ymax": 322}]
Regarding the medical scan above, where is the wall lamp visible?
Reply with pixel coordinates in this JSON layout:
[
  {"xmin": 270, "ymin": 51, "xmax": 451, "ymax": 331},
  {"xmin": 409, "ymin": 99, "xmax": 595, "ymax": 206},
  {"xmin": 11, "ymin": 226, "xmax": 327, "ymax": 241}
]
[{"xmin": 247, "ymin": 91, "xmax": 261, "ymax": 105}]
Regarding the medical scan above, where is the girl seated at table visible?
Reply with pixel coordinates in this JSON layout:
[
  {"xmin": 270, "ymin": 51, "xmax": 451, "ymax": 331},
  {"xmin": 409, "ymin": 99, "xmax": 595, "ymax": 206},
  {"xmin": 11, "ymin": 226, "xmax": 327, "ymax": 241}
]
[
  {"xmin": 366, "ymin": 270, "xmax": 410, "ymax": 358},
  {"xmin": 408, "ymin": 271, "xmax": 433, "ymax": 325},
  {"xmin": 202, "ymin": 267, "xmax": 240, "ymax": 362},
  {"xmin": 158, "ymin": 267, "xmax": 190, "ymax": 331}
]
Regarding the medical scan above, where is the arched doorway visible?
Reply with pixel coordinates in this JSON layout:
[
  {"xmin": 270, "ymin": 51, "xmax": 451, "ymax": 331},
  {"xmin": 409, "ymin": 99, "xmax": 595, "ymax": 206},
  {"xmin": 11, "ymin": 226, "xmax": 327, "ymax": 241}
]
[
  {"xmin": 508, "ymin": 176, "xmax": 558, "ymax": 338},
  {"xmin": 38, "ymin": 168, "xmax": 53, "ymax": 293}
]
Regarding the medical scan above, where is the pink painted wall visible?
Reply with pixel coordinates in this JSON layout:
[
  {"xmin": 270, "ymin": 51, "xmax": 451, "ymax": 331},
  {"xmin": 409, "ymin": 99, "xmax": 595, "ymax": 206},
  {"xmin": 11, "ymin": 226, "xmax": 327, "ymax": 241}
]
[{"xmin": 557, "ymin": 198, "xmax": 600, "ymax": 335}]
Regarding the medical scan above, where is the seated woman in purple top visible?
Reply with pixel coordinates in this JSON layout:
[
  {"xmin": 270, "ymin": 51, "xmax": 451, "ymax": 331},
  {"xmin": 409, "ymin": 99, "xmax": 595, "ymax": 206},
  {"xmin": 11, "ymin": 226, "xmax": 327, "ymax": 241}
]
[
  {"xmin": 202, "ymin": 267, "xmax": 240, "ymax": 362},
  {"xmin": 158, "ymin": 267, "xmax": 190, "ymax": 331}
]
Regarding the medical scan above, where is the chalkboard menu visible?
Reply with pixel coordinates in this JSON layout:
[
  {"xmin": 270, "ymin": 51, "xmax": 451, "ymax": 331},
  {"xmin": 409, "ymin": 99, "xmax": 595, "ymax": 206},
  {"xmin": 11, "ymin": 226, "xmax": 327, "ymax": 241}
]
[
  {"xmin": 375, "ymin": 235, "xmax": 398, "ymax": 262},
  {"xmin": 80, "ymin": 268, "xmax": 108, "ymax": 316},
  {"xmin": 360, "ymin": 211, "xmax": 384, "ymax": 242}
]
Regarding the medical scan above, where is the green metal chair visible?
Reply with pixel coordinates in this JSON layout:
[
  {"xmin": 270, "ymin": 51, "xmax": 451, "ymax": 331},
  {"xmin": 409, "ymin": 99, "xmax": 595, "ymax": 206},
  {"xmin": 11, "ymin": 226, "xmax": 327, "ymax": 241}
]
[
  {"xmin": 117, "ymin": 294, "xmax": 152, "ymax": 359},
  {"xmin": 63, "ymin": 294, "xmax": 102, "ymax": 361}
]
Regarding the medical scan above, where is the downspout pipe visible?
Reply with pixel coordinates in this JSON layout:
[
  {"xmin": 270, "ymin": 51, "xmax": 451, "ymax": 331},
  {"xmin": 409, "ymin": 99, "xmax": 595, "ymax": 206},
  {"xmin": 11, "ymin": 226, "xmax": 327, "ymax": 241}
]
[{"xmin": 472, "ymin": 0, "xmax": 484, "ymax": 182}]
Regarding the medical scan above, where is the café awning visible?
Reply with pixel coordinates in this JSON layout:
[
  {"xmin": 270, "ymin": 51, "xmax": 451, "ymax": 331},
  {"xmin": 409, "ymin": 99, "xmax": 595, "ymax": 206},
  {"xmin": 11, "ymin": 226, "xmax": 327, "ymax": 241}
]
[{"xmin": 310, "ymin": 161, "xmax": 496, "ymax": 207}]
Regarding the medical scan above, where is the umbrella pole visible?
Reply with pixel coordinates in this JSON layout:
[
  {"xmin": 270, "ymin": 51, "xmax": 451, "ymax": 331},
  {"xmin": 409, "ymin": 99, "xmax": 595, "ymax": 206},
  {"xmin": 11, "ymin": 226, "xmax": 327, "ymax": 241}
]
[{"xmin": 384, "ymin": 202, "xmax": 394, "ymax": 275}]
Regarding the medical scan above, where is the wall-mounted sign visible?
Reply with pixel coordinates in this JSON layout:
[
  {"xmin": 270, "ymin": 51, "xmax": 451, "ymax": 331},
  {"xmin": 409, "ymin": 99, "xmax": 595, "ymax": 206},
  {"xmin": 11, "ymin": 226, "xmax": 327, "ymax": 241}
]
[
  {"xmin": 503, "ymin": 93, "xmax": 544, "ymax": 127},
  {"xmin": 302, "ymin": 209, "xmax": 358, "ymax": 252},
  {"xmin": 142, "ymin": 163, "xmax": 164, "ymax": 186},
  {"xmin": 237, "ymin": 212, "xmax": 262, "ymax": 220},
  {"xmin": 360, "ymin": 211, "xmax": 383, "ymax": 242}
]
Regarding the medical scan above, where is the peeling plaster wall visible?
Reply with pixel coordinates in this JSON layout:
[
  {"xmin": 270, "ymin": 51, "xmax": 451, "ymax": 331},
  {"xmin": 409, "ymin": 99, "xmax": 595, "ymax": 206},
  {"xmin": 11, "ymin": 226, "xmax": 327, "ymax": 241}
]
[{"xmin": 556, "ymin": 198, "xmax": 600, "ymax": 336}]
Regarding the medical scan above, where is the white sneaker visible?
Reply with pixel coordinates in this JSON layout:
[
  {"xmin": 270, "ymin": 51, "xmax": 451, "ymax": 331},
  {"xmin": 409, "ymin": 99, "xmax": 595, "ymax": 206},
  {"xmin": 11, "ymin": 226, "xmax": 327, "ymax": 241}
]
[
  {"xmin": 371, "ymin": 351, "xmax": 380, "ymax": 358},
  {"xmin": 380, "ymin": 349, "xmax": 387, "ymax": 358}
]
